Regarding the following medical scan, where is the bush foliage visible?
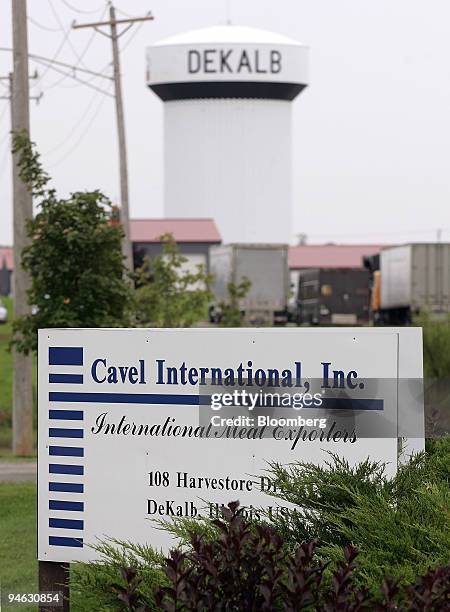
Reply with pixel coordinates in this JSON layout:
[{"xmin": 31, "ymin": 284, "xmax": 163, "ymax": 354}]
[
  {"xmin": 71, "ymin": 440, "xmax": 450, "ymax": 610},
  {"xmin": 419, "ymin": 312, "xmax": 450, "ymax": 379},
  {"xmin": 264, "ymin": 438, "xmax": 450, "ymax": 592},
  {"xmin": 149, "ymin": 501, "xmax": 449, "ymax": 611},
  {"xmin": 134, "ymin": 235, "xmax": 212, "ymax": 328},
  {"xmin": 70, "ymin": 539, "xmax": 167, "ymax": 612},
  {"xmin": 216, "ymin": 277, "xmax": 251, "ymax": 327}
]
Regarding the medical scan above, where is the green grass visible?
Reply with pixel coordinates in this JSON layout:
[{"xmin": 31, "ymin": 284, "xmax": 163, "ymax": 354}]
[
  {"xmin": 0, "ymin": 482, "xmax": 38, "ymax": 611},
  {"xmin": 0, "ymin": 297, "xmax": 37, "ymax": 454}
]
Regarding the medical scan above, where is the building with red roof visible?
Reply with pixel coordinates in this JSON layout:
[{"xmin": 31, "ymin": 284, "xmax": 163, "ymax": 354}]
[
  {"xmin": 288, "ymin": 244, "xmax": 388, "ymax": 271},
  {"xmin": 131, "ymin": 218, "xmax": 221, "ymax": 273}
]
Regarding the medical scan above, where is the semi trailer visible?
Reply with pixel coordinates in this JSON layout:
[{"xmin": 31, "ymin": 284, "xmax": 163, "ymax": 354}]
[
  {"xmin": 295, "ymin": 268, "xmax": 370, "ymax": 325},
  {"xmin": 209, "ymin": 244, "xmax": 289, "ymax": 325},
  {"xmin": 365, "ymin": 243, "xmax": 450, "ymax": 325}
]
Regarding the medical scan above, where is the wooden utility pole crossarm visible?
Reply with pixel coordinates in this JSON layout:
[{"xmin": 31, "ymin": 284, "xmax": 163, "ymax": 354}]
[
  {"xmin": 72, "ymin": 7, "xmax": 154, "ymax": 273},
  {"xmin": 72, "ymin": 14, "xmax": 153, "ymax": 30}
]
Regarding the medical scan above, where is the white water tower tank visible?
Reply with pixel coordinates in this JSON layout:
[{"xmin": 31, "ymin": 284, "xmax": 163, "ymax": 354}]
[{"xmin": 146, "ymin": 26, "xmax": 308, "ymax": 244}]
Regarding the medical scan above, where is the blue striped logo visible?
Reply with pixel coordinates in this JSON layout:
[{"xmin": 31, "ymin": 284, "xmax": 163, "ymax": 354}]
[
  {"xmin": 49, "ymin": 347, "xmax": 83, "ymax": 366},
  {"xmin": 48, "ymin": 345, "xmax": 85, "ymax": 548},
  {"xmin": 49, "ymin": 500, "xmax": 84, "ymax": 512},
  {"xmin": 49, "ymin": 482, "xmax": 84, "ymax": 493},
  {"xmin": 48, "ymin": 536, "xmax": 83, "ymax": 548},
  {"xmin": 49, "ymin": 464, "xmax": 84, "ymax": 475},
  {"xmin": 48, "ymin": 346, "xmax": 84, "ymax": 385}
]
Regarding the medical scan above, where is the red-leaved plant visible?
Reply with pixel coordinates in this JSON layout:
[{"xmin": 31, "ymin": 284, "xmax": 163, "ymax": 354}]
[{"xmin": 114, "ymin": 501, "xmax": 450, "ymax": 611}]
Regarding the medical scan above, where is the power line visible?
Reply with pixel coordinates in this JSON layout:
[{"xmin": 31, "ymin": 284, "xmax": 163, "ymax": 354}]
[
  {"xmin": 0, "ymin": 47, "xmax": 112, "ymax": 108},
  {"xmin": 31, "ymin": 56, "xmax": 114, "ymax": 96},
  {"xmin": 33, "ymin": 26, "xmax": 72, "ymax": 82},
  {"xmin": 30, "ymin": 52, "xmax": 112, "ymax": 80},
  {"xmin": 43, "ymin": 80, "xmax": 108, "ymax": 156},
  {"xmin": 115, "ymin": 7, "xmax": 135, "ymax": 19},
  {"xmin": 121, "ymin": 19, "xmax": 146, "ymax": 53},
  {"xmin": 0, "ymin": 47, "xmax": 113, "ymax": 81},
  {"xmin": 44, "ymin": 60, "xmax": 111, "ymax": 90},
  {"xmin": 28, "ymin": 15, "xmax": 64, "ymax": 32},
  {"xmin": 29, "ymin": 0, "xmax": 105, "ymax": 86},
  {"xmin": 48, "ymin": 89, "xmax": 110, "ymax": 167},
  {"xmin": 61, "ymin": 0, "xmax": 105, "ymax": 15},
  {"xmin": 48, "ymin": 0, "xmax": 91, "ymax": 70},
  {"xmin": 42, "ymin": 5, "xmax": 107, "ymax": 89},
  {"xmin": 42, "ymin": 8, "xmax": 106, "ymax": 89}
]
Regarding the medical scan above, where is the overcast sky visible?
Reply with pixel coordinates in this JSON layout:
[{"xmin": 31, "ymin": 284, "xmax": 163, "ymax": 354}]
[{"xmin": 1, "ymin": 0, "xmax": 449, "ymax": 246}]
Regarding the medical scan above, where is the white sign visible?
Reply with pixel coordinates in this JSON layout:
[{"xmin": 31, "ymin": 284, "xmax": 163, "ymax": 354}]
[
  {"xmin": 38, "ymin": 328, "xmax": 423, "ymax": 562},
  {"xmin": 146, "ymin": 43, "xmax": 308, "ymax": 87}
]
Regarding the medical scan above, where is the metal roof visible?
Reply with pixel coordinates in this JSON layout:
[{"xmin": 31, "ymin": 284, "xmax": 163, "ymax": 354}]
[
  {"xmin": 130, "ymin": 218, "xmax": 222, "ymax": 244},
  {"xmin": 288, "ymin": 244, "xmax": 388, "ymax": 270}
]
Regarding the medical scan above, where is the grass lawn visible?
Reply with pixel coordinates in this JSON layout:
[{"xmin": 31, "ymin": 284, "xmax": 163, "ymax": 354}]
[
  {"xmin": 0, "ymin": 482, "xmax": 38, "ymax": 611},
  {"xmin": 0, "ymin": 297, "xmax": 37, "ymax": 454}
]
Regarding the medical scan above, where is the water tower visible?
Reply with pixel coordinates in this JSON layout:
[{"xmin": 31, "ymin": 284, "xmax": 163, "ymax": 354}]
[{"xmin": 146, "ymin": 25, "xmax": 308, "ymax": 244}]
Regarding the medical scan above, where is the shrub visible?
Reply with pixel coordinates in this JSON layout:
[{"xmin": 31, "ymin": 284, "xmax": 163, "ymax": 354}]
[
  {"xmin": 264, "ymin": 438, "xmax": 450, "ymax": 592},
  {"xmin": 113, "ymin": 502, "xmax": 450, "ymax": 611},
  {"xmin": 70, "ymin": 441, "xmax": 450, "ymax": 609},
  {"xmin": 70, "ymin": 539, "xmax": 167, "ymax": 611}
]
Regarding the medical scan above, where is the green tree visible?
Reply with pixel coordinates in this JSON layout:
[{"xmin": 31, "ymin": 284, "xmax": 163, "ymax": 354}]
[
  {"xmin": 217, "ymin": 277, "xmax": 251, "ymax": 327},
  {"xmin": 12, "ymin": 132, "xmax": 133, "ymax": 354},
  {"xmin": 134, "ymin": 235, "xmax": 212, "ymax": 327}
]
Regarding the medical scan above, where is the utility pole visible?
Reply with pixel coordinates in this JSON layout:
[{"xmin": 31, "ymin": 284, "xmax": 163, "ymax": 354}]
[
  {"xmin": 73, "ymin": 6, "xmax": 154, "ymax": 272},
  {"xmin": 11, "ymin": 0, "xmax": 33, "ymax": 456},
  {"xmin": 110, "ymin": 4, "xmax": 131, "ymax": 272}
]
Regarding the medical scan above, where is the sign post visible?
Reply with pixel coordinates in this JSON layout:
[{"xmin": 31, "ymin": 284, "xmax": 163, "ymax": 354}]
[
  {"xmin": 37, "ymin": 328, "xmax": 424, "ymax": 577},
  {"xmin": 38, "ymin": 562, "xmax": 69, "ymax": 612}
]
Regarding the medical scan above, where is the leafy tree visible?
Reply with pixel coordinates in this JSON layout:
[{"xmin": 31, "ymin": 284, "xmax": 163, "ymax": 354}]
[
  {"xmin": 217, "ymin": 277, "xmax": 251, "ymax": 327},
  {"xmin": 11, "ymin": 132, "xmax": 133, "ymax": 354},
  {"xmin": 134, "ymin": 235, "xmax": 212, "ymax": 327}
]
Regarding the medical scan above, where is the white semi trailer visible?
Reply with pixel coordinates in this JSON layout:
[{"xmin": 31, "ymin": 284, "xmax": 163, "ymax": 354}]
[
  {"xmin": 376, "ymin": 243, "xmax": 450, "ymax": 324},
  {"xmin": 210, "ymin": 244, "xmax": 289, "ymax": 325}
]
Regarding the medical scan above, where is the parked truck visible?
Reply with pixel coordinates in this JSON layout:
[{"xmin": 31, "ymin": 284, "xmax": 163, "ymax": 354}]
[
  {"xmin": 209, "ymin": 244, "xmax": 289, "ymax": 325},
  {"xmin": 368, "ymin": 243, "xmax": 450, "ymax": 325},
  {"xmin": 295, "ymin": 268, "xmax": 370, "ymax": 325}
]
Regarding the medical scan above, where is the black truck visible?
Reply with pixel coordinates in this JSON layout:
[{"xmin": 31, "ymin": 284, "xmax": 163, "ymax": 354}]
[{"xmin": 295, "ymin": 268, "xmax": 370, "ymax": 326}]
